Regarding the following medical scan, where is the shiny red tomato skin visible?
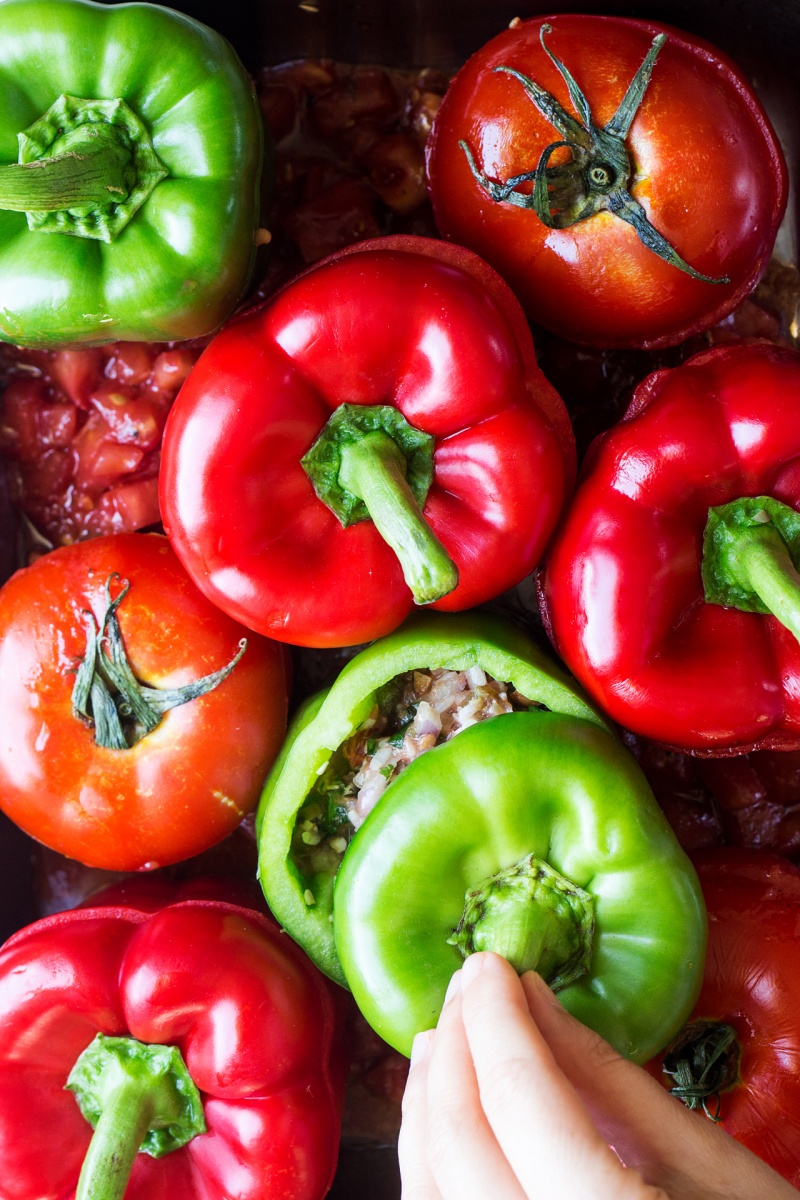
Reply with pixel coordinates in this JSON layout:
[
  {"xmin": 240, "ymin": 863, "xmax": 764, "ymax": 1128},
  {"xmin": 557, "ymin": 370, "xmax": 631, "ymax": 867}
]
[
  {"xmin": 426, "ymin": 15, "xmax": 787, "ymax": 349},
  {"xmin": 0, "ymin": 534, "xmax": 289, "ymax": 870},
  {"xmin": 647, "ymin": 850, "xmax": 800, "ymax": 1187}
]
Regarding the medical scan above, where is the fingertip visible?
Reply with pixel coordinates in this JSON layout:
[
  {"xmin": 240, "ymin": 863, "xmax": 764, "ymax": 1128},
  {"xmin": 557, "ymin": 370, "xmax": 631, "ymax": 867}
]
[
  {"xmin": 461, "ymin": 950, "xmax": 511, "ymax": 986},
  {"xmin": 410, "ymin": 1028, "xmax": 435, "ymax": 1067},
  {"xmin": 442, "ymin": 968, "xmax": 463, "ymax": 1006},
  {"xmin": 521, "ymin": 971, "xmax": 564, "ymax": 1013}
]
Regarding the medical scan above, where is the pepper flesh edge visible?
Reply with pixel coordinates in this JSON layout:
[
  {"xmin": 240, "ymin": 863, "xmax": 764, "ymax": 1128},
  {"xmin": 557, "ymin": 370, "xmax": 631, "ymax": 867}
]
[{"xmin": 257, "ymin": 611, "xmax": 606, "ymax": 986}]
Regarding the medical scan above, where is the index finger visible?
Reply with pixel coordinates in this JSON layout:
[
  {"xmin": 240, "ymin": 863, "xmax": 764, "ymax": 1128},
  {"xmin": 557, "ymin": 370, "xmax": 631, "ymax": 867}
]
[{"xmin": 459, "ymin": 953, "xmax": 656, "ymax": 1199}]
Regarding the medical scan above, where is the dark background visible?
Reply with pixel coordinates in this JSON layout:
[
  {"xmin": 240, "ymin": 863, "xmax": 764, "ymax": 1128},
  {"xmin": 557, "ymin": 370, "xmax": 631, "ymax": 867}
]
[{"xmin": 2, "ymin": 1, "xmax": 799, "ymax": 1194}]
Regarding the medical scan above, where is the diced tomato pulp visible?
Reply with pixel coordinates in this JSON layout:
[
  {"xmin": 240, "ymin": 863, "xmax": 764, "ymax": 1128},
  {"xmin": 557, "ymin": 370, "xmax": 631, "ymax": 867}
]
[{"xmin": 0, "ymin": 341, "xmax": 201, "ymax": 545}]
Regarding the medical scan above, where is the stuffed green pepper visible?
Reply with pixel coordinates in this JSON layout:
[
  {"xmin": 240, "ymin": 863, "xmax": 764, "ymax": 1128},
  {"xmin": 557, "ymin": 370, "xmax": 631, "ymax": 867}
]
[{"xmin": 257, "ymin": 611, "xmax": 706, "ymax": 1060}]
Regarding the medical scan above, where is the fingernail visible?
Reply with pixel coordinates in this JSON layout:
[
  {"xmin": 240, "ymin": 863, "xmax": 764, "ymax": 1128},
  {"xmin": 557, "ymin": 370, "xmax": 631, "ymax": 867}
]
[
  {"xmin": 410, "ymin": 1029, "xmax": 434, "ymax": 1066},
  {"xmin": 461, "ymin": 950, "xmax": 502, "ymax": 985},
  {"xmin": 524, "ymin": 970, "xmax": 563, "ymax": 1009},
  {"xmin": 443, "ymin": 969, "xmax": 462, "ymax": 1005}
]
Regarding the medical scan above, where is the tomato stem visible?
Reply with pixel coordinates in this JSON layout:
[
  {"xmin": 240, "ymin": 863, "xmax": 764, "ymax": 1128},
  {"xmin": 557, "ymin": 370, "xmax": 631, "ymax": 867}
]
[
  {"xmin": 459, "ymin": 24, "xmax": 729, "ymax": 284},
  {"xmin": 447, "ymin": 852, "xmax": 595, "ymax": 991},
  {"xmin": 661, "ymin": 1020, "xmax": 740, "ymax": 1121},
  {"xmin": 72, "ymin": 574, "xmax": 247, "ymax": 750},
  {"xmin": 68, "ymin": 1035, "xmax": 206, "ymax": 1200}
]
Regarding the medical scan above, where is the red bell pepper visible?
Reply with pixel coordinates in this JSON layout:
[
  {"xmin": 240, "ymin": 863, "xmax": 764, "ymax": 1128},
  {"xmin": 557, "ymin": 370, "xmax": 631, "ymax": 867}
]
[
  {"xmin": 541, "ymin": 343, "xmax": 800, "ymax": 753},
  {"xmin": 0, "ymin": 899, "xmax": 344, "ymax": 1200},
  {"xmin": 647, "ymin": 849, "xmax": 800, "ymax": 1188},
  {"xmin": 160, "ymin": 234, "xmax": 574, "ymax": 648}
]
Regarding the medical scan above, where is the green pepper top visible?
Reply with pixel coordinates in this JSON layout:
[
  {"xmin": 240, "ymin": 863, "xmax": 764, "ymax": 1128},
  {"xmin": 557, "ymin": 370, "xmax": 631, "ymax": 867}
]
[
  {"xmin": 335, "ymin": 713, "xmax": 706, "ymax": 1060},
  {"xmin": 0, "ymin": 0, "xmax": 265, "ymax": 346},
  {"xmin": 257, "ymin": 611, "xmax": 608, "ymax": 986}
]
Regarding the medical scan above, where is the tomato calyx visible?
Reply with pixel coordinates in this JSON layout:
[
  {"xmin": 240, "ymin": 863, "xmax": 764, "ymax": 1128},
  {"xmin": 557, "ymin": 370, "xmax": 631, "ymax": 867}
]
[
  {"xmin": 460, "ymin": 24, "xmax": 729, "ymax": 286},
  {"xmin": 71, "ymin": 573, "xmax": 247, "ymax": 750},
  {"xmin": 301, "ymin": 402, "xmax": 459, "ymax": 604},
  {"xmin": 661, "ymin": 1020, "xmax": 740, "ymax": 1121}
]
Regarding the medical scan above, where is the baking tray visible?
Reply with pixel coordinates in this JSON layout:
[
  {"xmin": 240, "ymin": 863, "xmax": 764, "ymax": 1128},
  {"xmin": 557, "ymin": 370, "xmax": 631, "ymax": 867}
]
[{"xmin": 0, "ymin": 0, "xmax": 798, "ymax": 1195}]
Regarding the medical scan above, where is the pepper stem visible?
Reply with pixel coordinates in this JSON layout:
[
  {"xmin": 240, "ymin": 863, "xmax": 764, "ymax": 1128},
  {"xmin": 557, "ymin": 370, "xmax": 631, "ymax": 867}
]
[
  {"xmin": 702, "ymin": 496, "xmax": 800, "ymax": 641},
  {"xmin": 735, "ymin": 534, "xmax": 800, "ymax": 640},
  {"xmin": 338, "ymin": 431, "xmax": 458, "ymax": 604},
  {"xmin": 448, "ymin": 853, "xmax": 595, "ymax": 990},
  {"xmin": 10, "ymin": 94, "xmax": 168, "ymax": 242},
  {"xmin": 68, "ymin": 1035, "xmax": 206, "ymax": 1200},
  {"xmin": 0, "ymin": 128, "xmax": 133, "ymax": 212},
  {"xmin": 75, "ymin": 1076, "xmax": 155, "ymax": 1200}
]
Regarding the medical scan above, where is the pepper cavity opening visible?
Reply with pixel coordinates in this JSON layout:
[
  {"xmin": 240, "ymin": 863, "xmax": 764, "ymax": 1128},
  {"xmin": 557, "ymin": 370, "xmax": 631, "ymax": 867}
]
[{"xmin": 291, "ymin": 664, "xmax": 541, "ymax": 884}]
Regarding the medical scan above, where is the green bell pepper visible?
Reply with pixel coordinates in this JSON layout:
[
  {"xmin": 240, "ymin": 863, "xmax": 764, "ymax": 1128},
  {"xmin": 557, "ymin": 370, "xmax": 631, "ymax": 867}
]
[
  {"xmin": 334, "ymin": 713, "xmax": 706, "ymax": 1060},
  {"xmin": 0, "ymin": 0, "xmax": 264, "ymax": 346},
  {"xmin": 257, "ymin": 611, "xmax": 608, "ymax": 986}
]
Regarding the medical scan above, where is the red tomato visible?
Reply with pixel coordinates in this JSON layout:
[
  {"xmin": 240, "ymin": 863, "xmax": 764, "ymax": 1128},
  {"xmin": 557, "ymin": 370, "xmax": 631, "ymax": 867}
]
[
  {"xmin": 647, "ymin": 849, "xmax": 800, "ymax": 1186},
  {"xmin": 426, "ymin": 16, "xmax": 787, "ymax": 349},
  {"xmin": 0, "ymin": 534, "xmax": 289, "ymax": 870},
  {"xmin": 0, "ymin": 340, "xmax": 202, "ymax": 545}
]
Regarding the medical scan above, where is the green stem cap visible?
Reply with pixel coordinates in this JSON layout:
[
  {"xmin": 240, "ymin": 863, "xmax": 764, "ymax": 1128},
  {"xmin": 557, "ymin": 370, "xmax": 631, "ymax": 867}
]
[
  {"xmin": 301, "ymin": 404, "xmax": 459, "ymax": 605},
  {"xmin": 460, "ymin": 24, "xmax": 729, "ymax": 284},
  {"xmin": 702, "ymin": 495, "xmax": 800, "ymax": 643},
  {"xmin": 447, "ymin": 853, "xmax": 595, "ymax": 990},
  {"xmin": 67, "ymin": 1034, "xmax": 206, "ymax": 1200},
  {"xmin": 0, "ymin": 94, "xmax": 168, "ymax": 242}
]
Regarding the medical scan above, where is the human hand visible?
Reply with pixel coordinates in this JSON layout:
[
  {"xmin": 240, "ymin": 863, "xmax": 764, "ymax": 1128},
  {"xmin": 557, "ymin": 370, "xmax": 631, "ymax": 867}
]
[{"xmin": 399, "ymin": 951, "xmax": 799, "ymax": 1200}]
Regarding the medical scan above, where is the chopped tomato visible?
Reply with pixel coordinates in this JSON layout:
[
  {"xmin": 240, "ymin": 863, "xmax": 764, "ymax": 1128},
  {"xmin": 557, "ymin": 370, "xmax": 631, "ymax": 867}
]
[{"xmin": 0, "ymin": 339, "xmax": 203, "ymax": 545}]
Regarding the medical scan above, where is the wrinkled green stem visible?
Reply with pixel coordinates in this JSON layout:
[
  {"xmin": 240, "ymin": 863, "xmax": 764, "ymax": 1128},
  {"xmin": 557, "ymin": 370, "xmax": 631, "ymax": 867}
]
[
  {"xmin": 662, "ymin": 1020, "xmax": 740, "ymax": 1121},
  {"xmin": 0, "ymin": 128, "xmax": 132, "ymax": 212},
  {"xmin": 448, "ymin": 853, "xmax": 595, "ymax": 991},
  {"xmin": 702, "ymin": 496, "xmax": 800, "ymax": 642},
  {"xmin": 68, "ymin": 1035, "xmax": 206, "ymax": 1200},
  {"xmin": 735, "ymin": 534, "xmax": 800, "ymax": 642},
  {"xmin": 338, "ymin": 431, "xmax": 458, "ymax": 604},
  {"xmin": 75, "ymin": 1078, "xmax": 154, "ymax": 1200}
]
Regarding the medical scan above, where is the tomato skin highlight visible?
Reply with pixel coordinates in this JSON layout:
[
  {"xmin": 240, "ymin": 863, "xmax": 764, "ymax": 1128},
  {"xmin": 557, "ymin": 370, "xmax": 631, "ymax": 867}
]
[
  {"xmin": 0, "ymin": 533, "xmax": 289, "ymax": 870},
  {"xmin": 426, "ymin": 15, "xmax": 787, "ymax": 349},
  {"xmin": 647, "ymin": 849, "xmax": 800, "ymax": 1188}
]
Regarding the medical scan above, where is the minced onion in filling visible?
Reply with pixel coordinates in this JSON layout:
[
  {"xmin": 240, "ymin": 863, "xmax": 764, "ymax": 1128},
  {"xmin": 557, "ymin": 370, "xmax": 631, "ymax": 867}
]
[{"xmin": 292, "ymin": 667, "xmax": 540, "ymax": 881}]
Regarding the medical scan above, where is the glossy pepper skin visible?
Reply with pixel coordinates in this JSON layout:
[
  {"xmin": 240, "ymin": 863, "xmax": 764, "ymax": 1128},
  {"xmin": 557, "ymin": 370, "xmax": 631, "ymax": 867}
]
[
  {"xmin": 0, "ymin": 0, "xmax": 263, "ymax": 347},
  {"xmin": 0, "ymin": 900, "xmax": 344, "ymax": 1200},
  {"xmin": 257, "ymin": 610, "xmax": 608, "ymax": 986},
  {"xmin": 335, "ymin": 714, "xmax": 706, "ymax": 1060},
  {"xmin": 541, "ymin": 343, "xmax": 800, "ymax": 753},
  {"xmin": 647, "ymin": 850, "xmax": 800, "ymax": 1187},
  {"xmin": 160, "ymin": 235, "xmax": 574, "ymax": 648}
]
